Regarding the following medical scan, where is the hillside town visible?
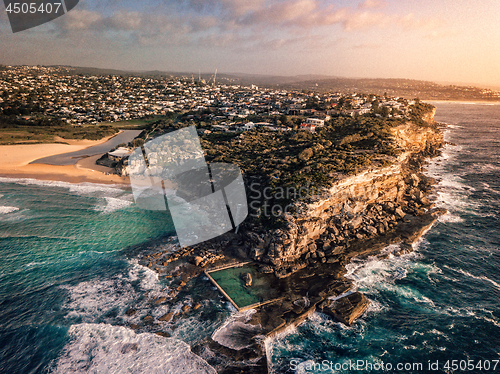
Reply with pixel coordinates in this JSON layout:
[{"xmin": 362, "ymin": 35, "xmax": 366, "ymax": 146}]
[{"xmin": 0, "ymin": 65, "xmax": 416, "ymax": 133}]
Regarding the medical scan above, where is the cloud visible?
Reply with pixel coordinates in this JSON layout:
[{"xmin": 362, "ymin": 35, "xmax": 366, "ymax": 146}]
[
  {"xmin": 241, "ymin": 0, "xmax": 318, "ymax": 25},
  {"xmin": 107, "ymin": 10, "xmax": 143, "ymax": 31},
  {"xmin": 62, "ymin": 9, "xmax": 103, "ymax": 30},
  {"xmin": 46, "ymin": 0, "xmax": 445, "ymax": 51},
  {"xmin": 358, "ymin": 0, "xmax": 388, "ymax": 10},
  {"xmin": 226, "ymin": 0, "xmax": 442, "ymax": 34}
]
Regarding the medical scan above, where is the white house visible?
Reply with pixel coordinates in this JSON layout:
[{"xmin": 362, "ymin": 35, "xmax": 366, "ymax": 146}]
[
  {"xmin": 240, "ymin": 122, "xmax": 256, "ymax": 131},
  {"xmin": 303, "ymin": 118, "xmax": 325, "ymax": 127}
]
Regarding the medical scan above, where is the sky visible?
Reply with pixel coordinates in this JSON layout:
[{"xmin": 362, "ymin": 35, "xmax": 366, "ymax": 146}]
[{"xmin": 1, "ymin": 0, "xmax": 500, "ymax": 87}]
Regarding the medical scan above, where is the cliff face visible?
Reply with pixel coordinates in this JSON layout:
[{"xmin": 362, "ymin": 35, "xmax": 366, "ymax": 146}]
[{"xmin": 247, "ymin": 117, "xmax": 444, "ymax": 274}]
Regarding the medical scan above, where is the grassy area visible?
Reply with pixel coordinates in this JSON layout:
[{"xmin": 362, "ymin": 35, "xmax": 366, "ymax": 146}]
[
  {"xmin": 100, "ymin": 116, "xmax": 165, "ymax": 129},
  {"xmin": 0, "ymin": 114, "xmax": 170, "ymax": 145},
  {"xmin": 0, "ymin": 124, "xmax": 119, "ymax": 145}
]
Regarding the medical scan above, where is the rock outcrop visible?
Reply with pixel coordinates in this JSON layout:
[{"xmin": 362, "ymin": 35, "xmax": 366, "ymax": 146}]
[
  {"xmin": 241, "ymin": 272, "xmax": 252, "ymax": 287},
  {"xmin": 244, "ymin": 120, "xmax": 444, "ymax": 277},
  {"xmin": 320, "ymin": 292, "xmax": 370, "ymax": 326}
]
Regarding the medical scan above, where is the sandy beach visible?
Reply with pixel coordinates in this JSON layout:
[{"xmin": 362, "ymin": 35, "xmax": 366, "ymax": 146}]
[{"xmin": 0, "ymin": 135, "xmax": 131, "ymax": 186}]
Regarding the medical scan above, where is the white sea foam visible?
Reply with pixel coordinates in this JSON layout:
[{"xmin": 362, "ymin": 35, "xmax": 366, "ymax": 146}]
[
  {"xmin": 438, "ymin": 212, "xmax": 464, "ymax": 223},
  {"xmin": 443, "ymin": 265, "xmax": 500, "ymax": 291},
  {"xmin": 61, "ymin": 278, "xmax": 137, "ymax": 321},
  {"xmin": 127, "ymin": 261, "xmax": 160, "ymax": 291},
  {"xmin": 94, "ymin": 196, "xmax": 133, "ymax": 214},
  {"xmin": 482, "ymin": 316, "xmax": 500, "ymax": 328},
  {"xmin": 476, "ymin": 162, "xmax": 500, "ymax": 174},
  {"xmin": 51, "ymin": 323, "xmax": 216, "ymax": 374},
  {"xmin": 171, "ymin": 304, "xmax": 228, "ymax": 345},
  {"xmin": 0, "ymin": 206, "xmax": 19, "ymax": 214},
  {"xmin": 344, "ymin": 248, "xmax": 442, "ymax": 311},
  {"xmin": 0, "ymin": 177, "xmax": 126, "ymax": 196},
  {"xmin": 211, "ymin": 309, "xmax": 262, "ymax": 350},
  {"xmin": 345, "ymin": 249, "xmax": 419, "ymax": 286},
  {"xmin": 61, "ymin": 262, "xmax": 163, "ymax": 322}
]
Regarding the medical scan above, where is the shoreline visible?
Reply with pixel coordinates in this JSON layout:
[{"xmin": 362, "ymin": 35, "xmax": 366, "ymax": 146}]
[
  {"xmin": 0, "ymin": 167, "xmax": 131, "ymax": 186},
  {"xmin": 0, "ymin": 133, "xmax": 131, "ymax": 187}
]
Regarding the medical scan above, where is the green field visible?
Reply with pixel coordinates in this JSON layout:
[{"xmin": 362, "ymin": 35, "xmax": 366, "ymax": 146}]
[
  {"xmin": 0, "ymin": 116, "xmax": 167, "ymax": 145},
  {"xmin": 100, "ymin": 116, "xmax": 164, "ymax": 129},
  {"xmin": 0, "ymin": 125, "xmax": 120, "ymax": 145}
]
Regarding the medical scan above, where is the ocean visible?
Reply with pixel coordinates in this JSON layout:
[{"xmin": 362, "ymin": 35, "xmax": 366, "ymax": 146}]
[{"xmin": 0, "ymin": 102, "xmax": 499, "ymax": 373}]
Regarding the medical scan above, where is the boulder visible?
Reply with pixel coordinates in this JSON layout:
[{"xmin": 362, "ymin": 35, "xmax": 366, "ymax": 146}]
[
  {"xmin": 241, "ymin": 272, "xmax": 252, "ymax": 287},
  {"xmin": 159, "ymin": 312, "xmax": 175, "ymax": 322},
  {"xmin": 155, "ymin": 331, "xmax": 171, "ymax": 338},
  {"xmin": 395, "ymin": 207, "xmax": 406, "ymax": 219},
  {"xmin": 349, "ymin": 216, "xmax": 363, "ymax": 230},
  {"xmin": 193, "ymin": 303, "xmax": 202, "ymax": 310},
  {"xmin": 364, "ymin": 225, "xmax": 378, "ymax": 236},
  {"xmin": 377, "ymin": 223, "xmax": 385, "ymax": 234},
  {"xmin": 420, "ymin": 197, "xmax": 431, "ymax": 206},
  {"xmin": 154, "ymin": 297, "xmax": 167, "ymax": 305},
  {"xmin": 330, "ymin": 226, "xmax": 340, "ymax": 236},
  {"xmin": 249, "ymin": 247, "xmax": 266, "ymax": 260},
  {"xmin": 410, "ymin": 173, "xmax": 420, "ymax": 187},
  {"xmin": 330, "ymin": 246, "xmax": 345, "ymax": 255},
  {"xmin": 325, "ymin": 292, "xmax": 370, "ymax": 326},
  {"xmin": 121, "ymin": 343, "xmax": 138, "ymax": 354},
  {"xmin": 193, "ymin": 256, "xmax": 203, "ymax": 267},
  {"xmin": 258, "ymin": 265, "xmax": 274, "ymax": 274},
  {"xmin": 383, "ymin": 201, "xmax": 395, "ymax": 212}
]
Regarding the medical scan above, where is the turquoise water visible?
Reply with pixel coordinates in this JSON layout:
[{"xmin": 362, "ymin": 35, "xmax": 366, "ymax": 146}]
[{"xmin": 0, "ymin": 179, "xmax": 221, "ymax": 373}]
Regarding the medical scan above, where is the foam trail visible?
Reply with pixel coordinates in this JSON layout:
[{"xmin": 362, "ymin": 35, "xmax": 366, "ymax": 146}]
[
  {"xmin": 95, "ymin": 196, "xmax": 133, "ymax": 214},
  {"xmin": 211, "ymin": 309, "xmax": 262, "ymax": 350},
  {"xmin": 0, "ymin": 176, "xmax": 127, "ymax": 196},
  {"xmin": 0, "ymin": 206, "xmax": 19, "ymax": 214},
  {"xmin": 52, "ymin": 323, "xmax": 216, "ymax": 374},
  {"xmin": 444, "ymin": 265, "xmax": 500, "ymax": 291},
  {"xmin": 61, "ymin": 261, "xmax": 163, "ymax": 322}
]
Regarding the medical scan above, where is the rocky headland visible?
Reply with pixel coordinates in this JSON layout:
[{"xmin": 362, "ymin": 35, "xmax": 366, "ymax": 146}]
[{"xmin": 125, "ymin": 108, "xmax": 445, "ymax": 373}]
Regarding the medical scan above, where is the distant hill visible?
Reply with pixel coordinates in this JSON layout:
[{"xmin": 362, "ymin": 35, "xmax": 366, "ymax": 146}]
[
  {"xmin": 274, "ymin": 77, "xmax": 500, "ymax": 101},
  {"xmin": 47, "ymin": 65, "xmax": 500, "ymax": 101}
]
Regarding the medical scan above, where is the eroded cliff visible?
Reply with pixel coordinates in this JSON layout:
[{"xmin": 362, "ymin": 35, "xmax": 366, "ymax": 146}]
[{"xmin": 246, "ymin": 118, "xmax": 444, "ymax": 277}]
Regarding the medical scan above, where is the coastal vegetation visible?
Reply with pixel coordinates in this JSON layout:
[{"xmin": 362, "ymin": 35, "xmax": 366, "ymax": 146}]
[
  {"xmin": 200, "ymin": 115, "xmax": 403, "ymax": 190},
  {"xmin": 130, "ymin": 103, "xmax": 435, "ymax": 228},
  {"xmin": 0, "ymin": 117, "xmax": 118, "ymax": 145}
]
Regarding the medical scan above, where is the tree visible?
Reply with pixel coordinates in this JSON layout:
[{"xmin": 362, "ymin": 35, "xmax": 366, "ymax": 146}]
[{"xmin": 298, "ymin": 148, "xmax": 314, "ymax": 161}]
